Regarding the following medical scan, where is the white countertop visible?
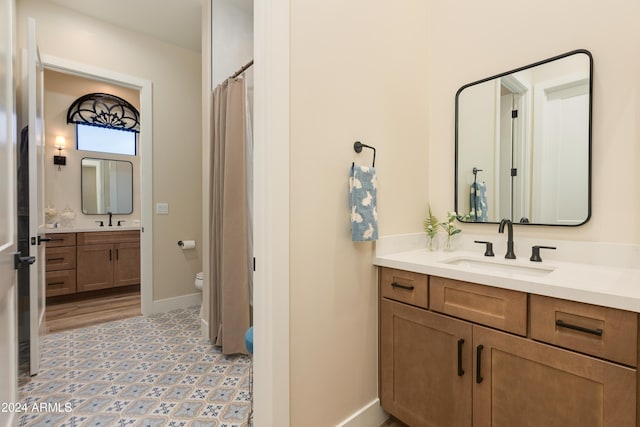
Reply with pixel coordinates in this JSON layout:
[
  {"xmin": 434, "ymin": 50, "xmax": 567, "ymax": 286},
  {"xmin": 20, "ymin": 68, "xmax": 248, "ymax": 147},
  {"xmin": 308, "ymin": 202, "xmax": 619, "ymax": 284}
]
[
  {"xmin": 374, "ymin": 233, "xmax": 640, "ymax": 313},
  {"xmin": 42, "ymin": 226, "xmax": 141, "ymax": 233}
]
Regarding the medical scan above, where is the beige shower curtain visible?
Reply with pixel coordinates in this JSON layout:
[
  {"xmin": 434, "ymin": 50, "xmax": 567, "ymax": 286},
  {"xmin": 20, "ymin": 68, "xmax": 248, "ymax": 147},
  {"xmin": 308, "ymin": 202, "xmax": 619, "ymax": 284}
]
[{"xmin": 209, "ymin": 78, "xmax": 251, "ymax": 355}]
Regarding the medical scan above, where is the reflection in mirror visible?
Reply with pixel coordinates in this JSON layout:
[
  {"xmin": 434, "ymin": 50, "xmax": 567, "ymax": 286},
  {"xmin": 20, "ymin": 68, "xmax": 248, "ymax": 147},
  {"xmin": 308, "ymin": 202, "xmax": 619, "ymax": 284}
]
[
  {"xmin": 455, "ymin": 50, "xmax": 592, "ymax": 226},
  {"xmin": 81, "ymin": 158, "xmax": 133, "ymax": 214}
]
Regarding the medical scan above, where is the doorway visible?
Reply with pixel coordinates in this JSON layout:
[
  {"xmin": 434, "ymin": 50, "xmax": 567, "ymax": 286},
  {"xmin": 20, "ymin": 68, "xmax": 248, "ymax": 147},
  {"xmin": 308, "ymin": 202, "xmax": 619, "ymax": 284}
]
[
  {"xmin": 42, "ymin": 55, "xmax": 154, "ymax": 317},
  {"xmin": 41, "ymin": 69, "xmax": 143, "ymax": 333}
]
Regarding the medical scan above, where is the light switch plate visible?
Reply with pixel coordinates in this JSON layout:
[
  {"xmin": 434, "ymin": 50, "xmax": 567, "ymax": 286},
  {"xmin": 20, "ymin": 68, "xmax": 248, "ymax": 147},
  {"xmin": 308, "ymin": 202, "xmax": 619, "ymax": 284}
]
[{"xmin": 156, "ymin": 202, "xmax": 169, "ymax": 215}]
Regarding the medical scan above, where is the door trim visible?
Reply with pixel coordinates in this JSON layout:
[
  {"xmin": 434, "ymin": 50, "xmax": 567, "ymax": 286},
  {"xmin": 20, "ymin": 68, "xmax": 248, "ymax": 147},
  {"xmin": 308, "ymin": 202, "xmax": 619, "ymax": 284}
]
[
  {"xmin": 253, "ymin": 0, "xmax": 291, "ymax": 425},
  {"xmin": 39, "ymin": 54, "xmax": 153, "ymax": 315}
]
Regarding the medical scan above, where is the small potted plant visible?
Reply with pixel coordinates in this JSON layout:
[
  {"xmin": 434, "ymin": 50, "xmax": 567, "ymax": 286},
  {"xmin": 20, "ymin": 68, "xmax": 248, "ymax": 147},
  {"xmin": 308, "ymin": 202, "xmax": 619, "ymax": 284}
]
[
  {"xmin": 441, "ymin": 211, "xmax": 462, "ymax": 251},
  {"xmin": 423, "ymin": 205, "xmax": 440, "ymax": 251}
]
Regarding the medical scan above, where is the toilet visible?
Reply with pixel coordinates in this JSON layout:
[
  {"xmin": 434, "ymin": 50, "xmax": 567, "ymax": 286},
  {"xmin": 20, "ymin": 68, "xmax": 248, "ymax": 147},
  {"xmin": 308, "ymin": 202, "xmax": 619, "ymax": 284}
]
[{"xmin": 195, "ymin": 272, "xmax": 203, "ymax": 317}]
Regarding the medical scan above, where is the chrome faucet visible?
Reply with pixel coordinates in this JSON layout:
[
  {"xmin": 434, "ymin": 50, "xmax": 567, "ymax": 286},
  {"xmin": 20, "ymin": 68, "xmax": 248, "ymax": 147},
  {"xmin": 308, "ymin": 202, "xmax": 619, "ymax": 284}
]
[{"xmin": 498, "ymin": 218, "xmax": 516, "ymax": 259}]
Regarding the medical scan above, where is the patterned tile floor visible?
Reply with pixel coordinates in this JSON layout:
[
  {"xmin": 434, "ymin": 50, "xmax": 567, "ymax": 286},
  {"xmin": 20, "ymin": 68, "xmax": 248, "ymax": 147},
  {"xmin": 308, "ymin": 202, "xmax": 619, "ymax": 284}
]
[{"xmin": 17, "ymin": 306, "xmax": 252, "ymax": 427}]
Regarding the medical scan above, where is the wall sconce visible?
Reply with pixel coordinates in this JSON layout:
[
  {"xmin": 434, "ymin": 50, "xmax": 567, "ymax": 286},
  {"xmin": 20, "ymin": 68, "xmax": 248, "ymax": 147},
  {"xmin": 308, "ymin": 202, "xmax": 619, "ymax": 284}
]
[{"xmin": 53, "ymin": 136, "xmax": 66, "ymax": 170}]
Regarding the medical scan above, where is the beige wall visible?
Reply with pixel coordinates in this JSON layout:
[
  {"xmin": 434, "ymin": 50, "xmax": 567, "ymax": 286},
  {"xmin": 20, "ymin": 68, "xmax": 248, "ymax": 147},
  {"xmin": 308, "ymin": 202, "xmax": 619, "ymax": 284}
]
[
  {"xmin": 423, "ymin": 1, "xmax": 640, "ymax": 244},
  {"xmin": 289, "ymin": 0, "xmax": 429, "ymax": 424},
  {"xmin": 17, "ymin": 0, "xmax": 202, "ymax": 302},
  {"xmin": 288, "ymin": 0, "xmax": 640, "ymax": 425},
  {"xmin": 43, "ymin": 70, "xmax": 141, "ymax": 228}
]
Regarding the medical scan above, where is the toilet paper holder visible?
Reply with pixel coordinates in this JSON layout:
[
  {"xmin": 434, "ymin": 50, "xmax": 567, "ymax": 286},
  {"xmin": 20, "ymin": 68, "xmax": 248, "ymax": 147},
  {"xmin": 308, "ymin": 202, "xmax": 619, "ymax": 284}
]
[{"xmin": 177, "ymin": 240, "xmax": 196, "ymax": 249}]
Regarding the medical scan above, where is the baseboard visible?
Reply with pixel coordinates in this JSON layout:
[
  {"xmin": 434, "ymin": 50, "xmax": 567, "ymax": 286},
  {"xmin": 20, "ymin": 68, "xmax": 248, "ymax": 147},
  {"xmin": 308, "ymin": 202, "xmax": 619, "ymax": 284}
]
[
  {"xmin": 336, "ymin": 398, "xmax": 388, "ymax": 427},
  {"xmin": 150, "ymin": 292, "xmax": 202, "ymax": 315}
]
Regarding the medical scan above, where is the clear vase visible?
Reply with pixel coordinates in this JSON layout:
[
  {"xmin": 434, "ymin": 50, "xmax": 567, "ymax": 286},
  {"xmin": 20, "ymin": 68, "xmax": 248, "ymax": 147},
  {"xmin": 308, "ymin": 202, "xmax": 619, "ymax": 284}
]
[
  {"xmin": 427, "ymin": 235, "xmax": 436, "ymax": 251},
  {"xmin": 445, "ymin": 234, "xmax": 456, "ymax": 251}
]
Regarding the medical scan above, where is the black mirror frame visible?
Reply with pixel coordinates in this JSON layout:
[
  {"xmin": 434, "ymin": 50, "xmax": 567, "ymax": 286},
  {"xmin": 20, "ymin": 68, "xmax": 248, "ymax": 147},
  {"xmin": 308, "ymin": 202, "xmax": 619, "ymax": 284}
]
[
  {"xmin": 80, "ymin": 157, "xmax": 134, "ymax": 215},
  {"xmin": 454, "ymin": 49, "xmax": 593, "ymax": 227}
]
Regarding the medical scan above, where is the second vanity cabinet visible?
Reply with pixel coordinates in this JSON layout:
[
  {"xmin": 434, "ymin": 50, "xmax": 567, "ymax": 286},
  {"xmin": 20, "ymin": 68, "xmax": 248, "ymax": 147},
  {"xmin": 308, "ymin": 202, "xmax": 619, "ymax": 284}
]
[
  {"xmin": 379, "ymin": 267, "xmax": 637, "ymax": 427},
  {"xmin": 76, "ymin": 230, "xmax": 141, "ymax": 292}
]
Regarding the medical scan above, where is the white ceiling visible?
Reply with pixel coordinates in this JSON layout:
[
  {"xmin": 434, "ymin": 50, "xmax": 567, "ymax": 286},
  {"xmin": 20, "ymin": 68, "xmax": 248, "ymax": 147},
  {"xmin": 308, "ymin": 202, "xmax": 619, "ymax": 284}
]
[{"xmin": 46, "ymin": 0, "xmax": 205, "ymax": 52}]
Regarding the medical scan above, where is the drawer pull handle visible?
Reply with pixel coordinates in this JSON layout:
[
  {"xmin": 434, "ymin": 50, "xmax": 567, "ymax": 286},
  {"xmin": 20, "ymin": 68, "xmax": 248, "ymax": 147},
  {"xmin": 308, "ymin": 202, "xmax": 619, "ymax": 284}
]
[
  {"xmin": 48, "ymin": 281, "xmax": 65, "ymax": 286},
  {"xmin": 390, "ymin": 282, "xmax": 414, "ymax": 291},
  {"xmin": 457, "ymin": 338, "xmax": 465, "ymax": 376},
  {"xmin": 555, "ymin": 319, "xmax": 603, "ymax": 336},
  {"xmin": 476, "ymin": 345, "xmax": 484, "ymax": 383},
  {"xmin": 48, "ymin": 257, "xmax": 65, "ymax": 262}
]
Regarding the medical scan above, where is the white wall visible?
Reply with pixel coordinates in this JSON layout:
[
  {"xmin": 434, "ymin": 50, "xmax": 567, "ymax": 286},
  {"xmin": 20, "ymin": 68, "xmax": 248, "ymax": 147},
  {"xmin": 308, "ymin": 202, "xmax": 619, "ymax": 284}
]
[
  {"xmin": 17, "ymin": 0, "xmax": 203, "ymax": 303},
  {"xmin": 212, "ymin": 0, "xmax": 253, "ymax": 87}
]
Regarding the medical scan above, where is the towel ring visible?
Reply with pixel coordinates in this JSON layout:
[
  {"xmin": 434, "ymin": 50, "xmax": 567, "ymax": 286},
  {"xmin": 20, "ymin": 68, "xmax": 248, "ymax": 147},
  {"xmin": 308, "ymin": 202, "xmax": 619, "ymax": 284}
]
[{"xmin": 353, "ymin": 141, "xmax": 376, "ymax": 167}]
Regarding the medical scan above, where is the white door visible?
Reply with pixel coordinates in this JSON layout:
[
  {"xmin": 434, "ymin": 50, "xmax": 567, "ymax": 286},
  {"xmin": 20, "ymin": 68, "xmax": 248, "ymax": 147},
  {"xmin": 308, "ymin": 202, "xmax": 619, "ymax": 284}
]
[
  {"xmin": 23, "ymin": 17, "xmax": 45, "ymax": 376},
  {"xmin": 0, "ymin": 0, "xmax": 19, "ymax": 423},
  {"xmin": 532, "ymin": 79, "xmax": 589, "ymax": 224}
]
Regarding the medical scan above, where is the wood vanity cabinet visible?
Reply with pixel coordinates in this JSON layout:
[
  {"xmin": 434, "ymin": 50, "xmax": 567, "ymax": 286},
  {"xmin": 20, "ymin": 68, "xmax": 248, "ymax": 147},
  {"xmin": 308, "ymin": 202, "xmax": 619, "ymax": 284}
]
[
  {"xmin": 379, "ymin": 267, "xmax": 638, "ymax": 427},
  {"xmin": 44, "ymin": 232, "xmax": 77, "ymax": 297},
  {"xmin": 76, "ymin": 231, "xmax": 140, "ymax": 292}
]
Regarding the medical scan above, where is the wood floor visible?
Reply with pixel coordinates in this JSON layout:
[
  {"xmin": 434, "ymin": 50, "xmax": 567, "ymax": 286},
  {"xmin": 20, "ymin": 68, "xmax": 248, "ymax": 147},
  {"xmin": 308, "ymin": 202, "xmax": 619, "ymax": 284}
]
[{"xmin": 45, "ymin": 286, "xmax": 141, "ymax": 333}]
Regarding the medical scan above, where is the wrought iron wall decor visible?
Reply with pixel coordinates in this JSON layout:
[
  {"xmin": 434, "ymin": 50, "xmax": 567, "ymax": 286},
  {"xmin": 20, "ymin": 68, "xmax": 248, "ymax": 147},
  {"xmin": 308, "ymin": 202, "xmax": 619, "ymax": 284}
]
[{"xmin": 67, "ymin": 93, "xmax": 140, "ymax": 133}]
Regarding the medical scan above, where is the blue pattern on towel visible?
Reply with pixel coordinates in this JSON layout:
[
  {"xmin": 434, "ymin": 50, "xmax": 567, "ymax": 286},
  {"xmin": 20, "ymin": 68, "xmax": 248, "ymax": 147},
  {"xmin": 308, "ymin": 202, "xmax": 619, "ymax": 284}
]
[
  {"xmin": 470, "ymin": 181, "xmax": 488, "ymax": 222},
  {"xmin": 349, "ymin": 164, "xmax": 378, "ymax": 241}
]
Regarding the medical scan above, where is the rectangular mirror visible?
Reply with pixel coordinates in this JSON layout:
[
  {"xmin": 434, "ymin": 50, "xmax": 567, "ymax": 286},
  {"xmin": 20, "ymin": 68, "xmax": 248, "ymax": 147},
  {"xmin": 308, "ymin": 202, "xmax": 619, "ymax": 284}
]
[
  {"xmin": 455, "ymin": 50, "xmax": 592, "ymax": 226},
  {"xmin": 81, "ymin": 157, "xmax": 133, "ymax": 214}
]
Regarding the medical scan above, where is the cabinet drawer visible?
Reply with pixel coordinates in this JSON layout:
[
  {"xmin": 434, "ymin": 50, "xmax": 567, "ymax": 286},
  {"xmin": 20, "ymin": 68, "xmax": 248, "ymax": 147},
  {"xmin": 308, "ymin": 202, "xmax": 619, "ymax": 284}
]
[
  {"xmin": 530, "ymin": 294, "xmax": 638, "ymax": 366},
  {"xmin": 77, "ymin": 230, "xmax": 140, "ymax": 245},
  {"xmin": 380, "ymin": 267, "xmax": 428, "ymax": 309},
  {"xmin": 45, "ymin": 246, "xmax": 77, "ymax": 271},
  {"xmin": 46, "ymin": 269, "xmax": 77, "ymax": 297},
  {"xmin": 430, "ymin": 276, "xmax": 527, "ymax": 336},
  {"xmin": 45, "ymin": 232, "xmax": 76, "ymax": 247}
]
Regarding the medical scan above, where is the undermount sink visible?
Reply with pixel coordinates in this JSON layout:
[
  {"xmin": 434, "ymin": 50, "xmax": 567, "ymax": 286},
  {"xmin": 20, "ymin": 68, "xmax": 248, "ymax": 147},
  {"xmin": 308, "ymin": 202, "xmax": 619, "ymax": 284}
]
[{"xmin": 439, "ymin": 256, "xmax": 556, "ymax": 277}]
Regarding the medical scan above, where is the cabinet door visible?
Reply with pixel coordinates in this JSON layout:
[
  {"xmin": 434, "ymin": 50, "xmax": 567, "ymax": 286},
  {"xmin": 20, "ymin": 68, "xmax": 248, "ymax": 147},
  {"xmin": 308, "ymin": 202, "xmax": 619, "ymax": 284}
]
[
  {"xmin": 473, "ymin": 325, "xmax": 637, "ymax": 427},
  {"xmin": 114, "ymin": 242, "xmax": 140, "ymax": 287},
  {"xmin": 76, "ymin": 244, "xmax": 114, "ymax": 292},
  {"xmin": 380, "ymin": 299, "xmax": 472, "ymax": 427}
]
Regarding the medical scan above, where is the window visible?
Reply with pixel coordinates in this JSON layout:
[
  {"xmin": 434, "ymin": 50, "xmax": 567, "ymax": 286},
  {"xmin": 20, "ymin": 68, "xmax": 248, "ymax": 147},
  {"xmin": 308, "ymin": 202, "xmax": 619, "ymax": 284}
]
[
  {"xmin": 67, "ymin": 92, "xmax": 140, "ymax": 156},
  {"xmin": 76, "ymin": 123, "xmax": 137, "ymax": 155}
]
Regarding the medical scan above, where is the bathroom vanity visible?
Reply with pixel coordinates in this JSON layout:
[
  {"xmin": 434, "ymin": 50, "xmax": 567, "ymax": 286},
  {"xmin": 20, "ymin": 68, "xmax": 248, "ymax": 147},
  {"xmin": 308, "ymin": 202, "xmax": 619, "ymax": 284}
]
[
  {"xmin": 44, "ymin": 228, "xmax": 140, "ymax": 297},
  {"xmin": 375, "ymin": 234, "xmax": 640, "ymax": 427}
]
